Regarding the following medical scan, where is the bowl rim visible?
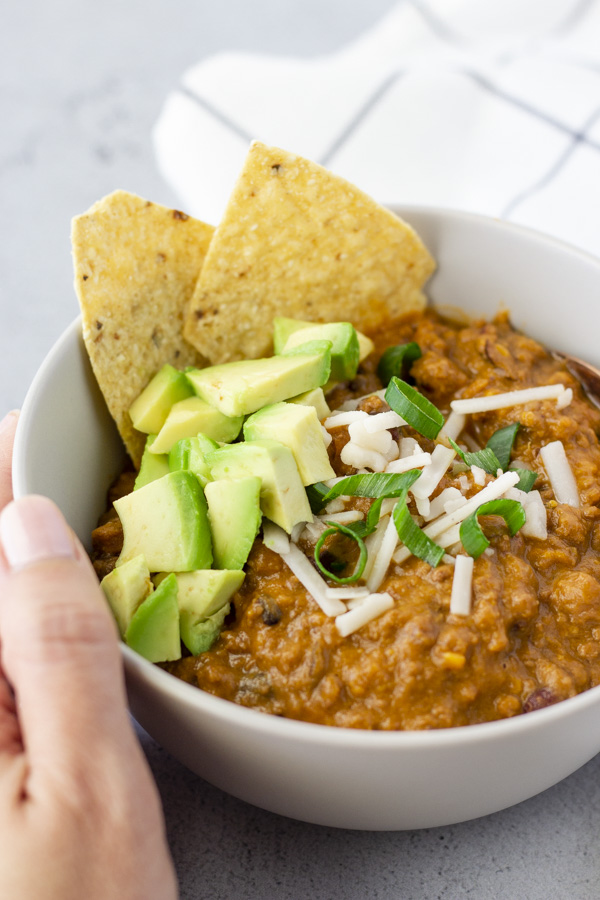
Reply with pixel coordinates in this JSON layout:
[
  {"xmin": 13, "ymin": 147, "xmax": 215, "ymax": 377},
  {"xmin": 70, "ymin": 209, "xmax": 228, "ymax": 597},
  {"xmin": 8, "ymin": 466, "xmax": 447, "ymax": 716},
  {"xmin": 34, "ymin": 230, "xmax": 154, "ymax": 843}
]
[{"xmin": 13, "ymin": 203, "xmax": 600, "ymax": 749}]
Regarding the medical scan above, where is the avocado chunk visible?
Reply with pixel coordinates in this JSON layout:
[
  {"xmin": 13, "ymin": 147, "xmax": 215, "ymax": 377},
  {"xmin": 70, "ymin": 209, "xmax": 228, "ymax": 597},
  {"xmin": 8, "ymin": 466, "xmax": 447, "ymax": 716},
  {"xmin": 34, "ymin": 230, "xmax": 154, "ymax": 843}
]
[
  {"xmin": 288, "ymin": 387, "xmax": 331, "ymax": 420},
  {"xmin": 181, "ymin": 604, "xmax": 230, "ymax": 656},
  {"xmin": 150, "ymin": 396, "xmax": 243, "ymax": 454},
  {"xmin": 114, "ymin": 471, "xmax": 213, "ymax": 572},
  {"xmin": 155, "ymin": 569, "xmax": 244, "ymax": 655},
  {"xmin": 356, "ymin": 331, "xmax": 375, "ymax": 363},
  {"xmin": 274, "ymin": 317, "xmax": 373, "ymax": 362},
  {"xmin": 204, "ymin": 476, "xmax": 262, "ymax": 569},
  {"xmin": 134, "ymin": 435, "xmax": 170, "ymax": 490},
  {"xmin": 185, "ymin": 340, "xmax": 331, "ymax": 417},
  {"xmin": 125, "ymin": 572, "xmax": 181, "ymax": 662},
  {"xmin": 275, "ymin": 319, "xmax": 359, "ymax": 381},
  {"xmin": 168, "ymin": 434, "xmax": 218, "ymax": 487},
  {"xmin": 129, "ymin": 364, "xmax": 194, "ymax": 435},
  {"xmin": 244, "ymin": 402, "xmax": 334, "ymax": 486},
  {"xmin": 101, "ymin": 554, "xmax": 153, "ymax": 637},
  {"xmin": 207, "ymin": 439, "xmax": 311, "ymax": 533}
]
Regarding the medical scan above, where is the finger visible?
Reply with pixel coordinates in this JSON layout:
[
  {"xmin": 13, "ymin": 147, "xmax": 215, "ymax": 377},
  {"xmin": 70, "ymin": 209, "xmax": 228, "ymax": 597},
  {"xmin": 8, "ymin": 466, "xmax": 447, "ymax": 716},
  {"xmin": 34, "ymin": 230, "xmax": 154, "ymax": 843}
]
[
  {"xmin": 0, "ymin": 412, "xmax": 18, "ymax": 512},
  {"xmin": 0, "ymin": 495, "xmax": 140, "ymax": 795}
]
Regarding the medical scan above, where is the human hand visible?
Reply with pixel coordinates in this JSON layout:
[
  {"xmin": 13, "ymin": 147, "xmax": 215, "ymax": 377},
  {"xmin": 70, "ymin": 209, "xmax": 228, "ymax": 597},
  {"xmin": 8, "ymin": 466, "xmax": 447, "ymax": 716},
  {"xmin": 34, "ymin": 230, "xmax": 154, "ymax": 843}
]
[{"xmin": 0, "ymin": 411, "xmax": 178, "ymax": 899}]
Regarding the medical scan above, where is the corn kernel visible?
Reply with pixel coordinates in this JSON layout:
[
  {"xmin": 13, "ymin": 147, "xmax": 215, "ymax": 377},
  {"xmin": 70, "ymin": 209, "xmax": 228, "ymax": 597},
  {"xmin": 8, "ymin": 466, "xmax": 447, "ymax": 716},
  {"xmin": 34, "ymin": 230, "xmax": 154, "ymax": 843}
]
[{"xmin": 441, "ymin": 651, "xmax": 466, "ymax": 669}]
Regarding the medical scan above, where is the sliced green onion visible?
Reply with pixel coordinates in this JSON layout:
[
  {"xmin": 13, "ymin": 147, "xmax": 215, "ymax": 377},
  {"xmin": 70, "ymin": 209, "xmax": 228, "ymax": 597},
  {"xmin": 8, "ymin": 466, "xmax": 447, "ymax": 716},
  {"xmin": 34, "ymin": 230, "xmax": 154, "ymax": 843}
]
[
  {"xmin": 393, "ymin": 492, "xmax": 445, "ymax": 567},
  {"xmin": 314, "ymin": 521, "xmax": 368, "ymax": 584},
  {"xmin": 448, "ymin": 438, "xmax": 501, "ymax": 475},
  {"xmin": 385, "ymin": 377, "xmax": 444, "ymax": 440},
  {"xmin": 459, "ymin": 499, "xmax": 526, "ymax": 559},
  {"xmin": 315, "ymin": 470, "xmax": 421, "ymax": 506},
  {"xmin": 509, "ymin": 467, "xmax": 538, "ymax": 493},
  {"xmin": 377, "ymin": 342, "xmax": 422, "ymax": 387},
  {"xmin": 486, "ymin": 423, "xmax": 520, "ymax": 471},
  {"xmin": 348, "ymin": 497, "xmax": 384, "ymax": 539},
  {"xmin": 306, "ymin": 482, "xmax": 331, "ymax": 514}
]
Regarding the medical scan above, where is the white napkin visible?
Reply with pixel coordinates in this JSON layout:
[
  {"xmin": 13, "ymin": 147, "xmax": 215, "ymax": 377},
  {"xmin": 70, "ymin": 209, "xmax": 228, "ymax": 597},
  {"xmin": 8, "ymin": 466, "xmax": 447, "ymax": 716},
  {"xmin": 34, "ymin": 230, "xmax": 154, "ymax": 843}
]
[{"xmin": 154, "ymin": 0, "xmax": 600, "ymax": 258}]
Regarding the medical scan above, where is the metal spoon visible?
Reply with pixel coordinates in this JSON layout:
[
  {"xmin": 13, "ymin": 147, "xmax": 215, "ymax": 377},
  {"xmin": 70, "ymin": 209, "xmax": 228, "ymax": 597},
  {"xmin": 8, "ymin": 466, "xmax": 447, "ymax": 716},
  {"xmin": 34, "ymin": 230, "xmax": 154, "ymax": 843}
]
[{"xmin": 553, "ymin": 351, "xmax": 600, "ymax": 409}]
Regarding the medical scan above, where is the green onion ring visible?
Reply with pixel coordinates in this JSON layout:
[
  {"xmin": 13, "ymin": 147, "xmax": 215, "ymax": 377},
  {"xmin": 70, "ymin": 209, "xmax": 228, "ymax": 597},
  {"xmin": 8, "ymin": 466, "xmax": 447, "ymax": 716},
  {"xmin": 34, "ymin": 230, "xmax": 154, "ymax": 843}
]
[
  {"xmin": 385, "ymin": 377, "xmax": 444, "ymax": 440},
  {"xmin": 314, "ymin": 521, "xmax": 368, "ymax": 584},
  {"xmin": 459, "ymin": 498, "xmax": 526, "ymax": 559}
]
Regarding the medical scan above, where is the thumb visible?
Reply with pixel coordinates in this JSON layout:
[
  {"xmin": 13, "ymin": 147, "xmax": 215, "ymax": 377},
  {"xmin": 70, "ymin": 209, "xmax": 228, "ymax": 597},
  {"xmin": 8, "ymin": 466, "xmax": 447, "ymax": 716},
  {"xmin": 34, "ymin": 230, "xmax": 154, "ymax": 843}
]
[{"xmin": 0, "ymin": 496, "xmax": 136, "ymax": 791}]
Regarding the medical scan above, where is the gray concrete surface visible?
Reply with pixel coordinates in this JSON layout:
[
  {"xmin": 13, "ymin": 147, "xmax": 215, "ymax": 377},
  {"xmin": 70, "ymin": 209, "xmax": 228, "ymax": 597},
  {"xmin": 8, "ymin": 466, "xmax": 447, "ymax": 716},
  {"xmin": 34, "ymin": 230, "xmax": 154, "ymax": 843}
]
[{"xmin": 2, "ymin": 2, "xmax": 600, "ymax": 897}]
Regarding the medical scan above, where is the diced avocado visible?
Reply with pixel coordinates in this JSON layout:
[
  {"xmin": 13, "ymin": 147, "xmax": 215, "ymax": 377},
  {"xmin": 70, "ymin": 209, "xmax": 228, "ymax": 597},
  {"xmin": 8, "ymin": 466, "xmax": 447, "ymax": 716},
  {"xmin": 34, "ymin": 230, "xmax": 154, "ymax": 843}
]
[
  {"xmin": 356, "ymin": 331, "xmax": 374, "ymax": 362},
  {"xmin": 168, "ymin": 434, "xmax": 218, "ymax": 487},
  {"xmin": 289, "ymin": 387, "xmax": 331, "ymax": 420},
  {"xmin": 185, "ymin": 340, "xmax": 331, "ymax": 417},
  {"xmin": 101, "ymin": 554, "xmax": 153, "ymax": 637},
  {"xmin": 244, "ymin": 402, "xmax": 334, "ymax": 486},
  {"xmin": 129, "ymin": 364, "xmax": 194, "ymax": 434},
  {"xmin": 207, "ymin": 439, "xmax": 312, "ymax": 533},
  {"xmin": 150, "ymin": 396, "xmax": 243, "ymax": 454},
  {"xmin": 155, "ymin": 569, "xmax": 243, "ymax": 655},
  {"xmin": 114, "ymin": 471, "xmax": 212, "ymax": 572},
  {"xmin": 277, "ymin": 320, "xmax": 359, "ymax": 381},
  {"xmin": 134, "ymin": 435, "xmax": 170, "ymax": 490},
  {"xmin": 180, "ymin": 604, "xmax": 230, "ymax": 656},
  {"xmin": 204, "ymin": 477, "xmax": 262, "ymax": 569},
  {"xmin": 124, "ymin": 572, "xmax": 181, "ymax": 662}
]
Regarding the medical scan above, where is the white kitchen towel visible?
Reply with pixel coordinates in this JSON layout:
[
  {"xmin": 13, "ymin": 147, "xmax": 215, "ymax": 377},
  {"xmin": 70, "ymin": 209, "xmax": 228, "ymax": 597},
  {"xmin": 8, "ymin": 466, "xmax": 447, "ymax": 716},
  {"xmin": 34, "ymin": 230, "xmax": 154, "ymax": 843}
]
[{"xmin": 154, "ymin": 0, "xmax": 600, "ymax": 257}]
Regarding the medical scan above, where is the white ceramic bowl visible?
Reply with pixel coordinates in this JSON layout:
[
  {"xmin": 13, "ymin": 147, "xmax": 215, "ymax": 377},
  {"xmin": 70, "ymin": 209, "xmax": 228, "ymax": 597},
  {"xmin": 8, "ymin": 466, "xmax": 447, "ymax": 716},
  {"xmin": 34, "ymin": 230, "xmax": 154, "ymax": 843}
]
[{"xmin": 13, "ymin": 207, "xmax": 600, "ymax": 830}]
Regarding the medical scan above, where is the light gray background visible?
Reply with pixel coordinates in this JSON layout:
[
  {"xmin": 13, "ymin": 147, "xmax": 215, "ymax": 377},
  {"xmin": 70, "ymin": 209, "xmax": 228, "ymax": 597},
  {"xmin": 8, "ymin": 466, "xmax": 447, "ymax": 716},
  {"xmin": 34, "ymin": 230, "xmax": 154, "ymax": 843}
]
[{"xmin": 2, "ymin": 2, "xmax": 600, "ymax": 898}]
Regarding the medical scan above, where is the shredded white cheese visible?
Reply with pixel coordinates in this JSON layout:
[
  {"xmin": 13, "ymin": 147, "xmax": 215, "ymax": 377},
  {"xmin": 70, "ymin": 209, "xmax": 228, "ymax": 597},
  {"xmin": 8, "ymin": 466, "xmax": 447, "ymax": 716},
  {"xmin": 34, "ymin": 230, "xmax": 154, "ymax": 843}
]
[
  {"xmin": 318, "ymin": 510, "xmax": 364, "ymax": 525},
  {"xmin": 439, "ymin": 411, "xmax": 466, "ymax": 442},
  {"xmin": 348, "ymin": 418, "xmax": 394, "ymax": 453},
  {"xmin": 436, "ymin": 524, "xmax": 462, "ymax": 549},
  {"xmin": 290, "ymin": 521, "xmax": 306, "ymax": 543},
  {"xmin": 425, "ymin": 487, "xmax": 465, "ymax": 521},
  {"xmin": 335, "ymin": 592, "xmax": 394, "ymax": 637},
  {"xmin": 325, "ymin": 586, "xmax": 369, "ymax": 602},
  {"xmin": 415, "ymin": 495, "xmax": 431, "ymax": 518},
  {"xmin": 380, "ymin": 498, "xmax": 398, "ymax": 516},
  {"xmin": 410, "ymin": 445, "xmax": 456, "ymax": 500},
  {"xmin": 449, "ymin": 555, "xmax": 474, "ymax": 616},
  {"xmin": 362, "ymin": 410, "xmax": 406, "ymax": 432},
  {"xmin": 262, "ymin": 521, "xmax": 290, "ymax": 555},
  {"xmin": 399, "ymin": 437, "xmax": 421, "ymax": 458},
  {"xmin": 283, "ymin": 544, "xmax": 347, "ymax": 617},
  {"xmin": 367, "ymin": 515, "xmax": 399, "ymax": 592},
  {"xmin": 362, "ymin": 514, "xmax": 391, "ymax": 583},
  {"xmin": 385, "ymin": 452, "xmax": 432, "ymax": 474},
  {"xmin": 324, "ymin": 410, "xmax": 368, "ymax": 428},
  {"xmin": 300, "ymin": 520, "xmax": 327, "ymax": 542},
  {"xmin": 341, "ymin": 441, "xmax": 388, "ymax": 472},
  {"xmin": 471, "ymin": 465, "xmax": 487, "ymax": 486},
  {"xmin": 539, "ymin": 440, "xmax": 580, "ymax": 507},
  {"xmin": 556, "ymin": 388, "xmax": 574, "ymax": 410},
  {"xmin": 520, "ymin": 490, "xmax": 548, "ymax": 539},
  {"xmin": 324, "ymin": 476, "xmax": 350, "ymax": 488},
  {"xmin": 451, "ymin": 384, "xmax": 571, "ymax": 415}
]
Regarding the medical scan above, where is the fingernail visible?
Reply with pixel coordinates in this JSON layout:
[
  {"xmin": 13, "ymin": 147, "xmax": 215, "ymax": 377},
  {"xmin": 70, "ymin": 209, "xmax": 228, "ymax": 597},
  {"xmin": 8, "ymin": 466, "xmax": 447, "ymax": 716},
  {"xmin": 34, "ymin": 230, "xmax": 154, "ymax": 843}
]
[{"xmin": 0, "ymin": 496, "xmax": 76, "ymax": 571}]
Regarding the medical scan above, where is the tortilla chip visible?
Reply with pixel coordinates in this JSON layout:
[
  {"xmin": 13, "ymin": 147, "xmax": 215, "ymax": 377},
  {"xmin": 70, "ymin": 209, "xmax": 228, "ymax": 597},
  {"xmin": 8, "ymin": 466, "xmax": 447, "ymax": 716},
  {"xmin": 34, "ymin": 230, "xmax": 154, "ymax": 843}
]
[
  {"xmin": 72, "ymin": 191, "xmax": 214, "ymax": 466},
  {"xmin": 184, "ymin": 142, "xmax": 435, "ymax": 364}
]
